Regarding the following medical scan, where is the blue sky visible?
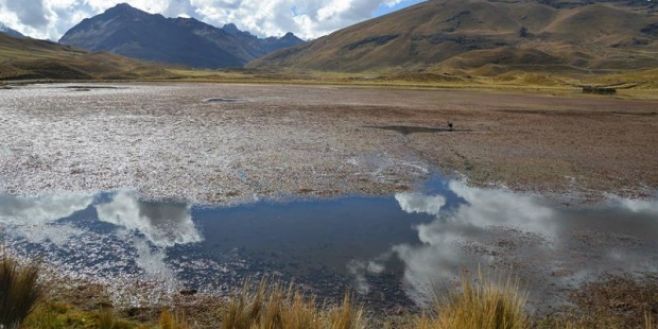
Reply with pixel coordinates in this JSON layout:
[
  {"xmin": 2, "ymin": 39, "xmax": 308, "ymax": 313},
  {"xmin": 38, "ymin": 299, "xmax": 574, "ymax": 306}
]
[{"xmin": 374, "ymin": 0, "xmax": 424, "ymax": 17}]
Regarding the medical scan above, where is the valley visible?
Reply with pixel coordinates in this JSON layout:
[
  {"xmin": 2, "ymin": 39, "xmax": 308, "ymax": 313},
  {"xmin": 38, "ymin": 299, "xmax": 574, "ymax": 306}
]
[{"xmin": 1, "ymin": 1, "xmax": 658, "ymax": 328}]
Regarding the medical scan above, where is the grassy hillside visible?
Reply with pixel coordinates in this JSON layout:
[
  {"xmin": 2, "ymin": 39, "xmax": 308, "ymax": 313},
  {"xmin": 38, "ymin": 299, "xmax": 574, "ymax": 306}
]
[
  {"xmin": 249, "ymin": 0, "xmax": 658, "ymax": 75},
  {"xmin": 0, "ymin": 33, "xmax": 169, "ymax": 81}
]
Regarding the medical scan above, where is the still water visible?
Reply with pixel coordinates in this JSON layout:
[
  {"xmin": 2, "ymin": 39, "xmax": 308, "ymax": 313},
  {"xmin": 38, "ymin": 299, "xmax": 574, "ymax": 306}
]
[{"xmin": 1, "ymin": 176, "xmax": 657, "ymax": 310}]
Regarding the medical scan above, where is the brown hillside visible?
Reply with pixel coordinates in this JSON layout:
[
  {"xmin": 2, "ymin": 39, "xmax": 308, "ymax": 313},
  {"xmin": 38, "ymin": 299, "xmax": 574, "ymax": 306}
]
[
  {"xmin": 249, "ymin": 0, "xmax": 658, "ymax": 73},
  {"xmin": 0, "ymin": 33, "xmax": 166, "ymax": 80}
]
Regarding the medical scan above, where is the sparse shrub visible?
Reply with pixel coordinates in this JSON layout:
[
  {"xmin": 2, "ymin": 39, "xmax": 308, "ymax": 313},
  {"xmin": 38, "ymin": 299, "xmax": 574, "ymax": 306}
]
[
  {"xmin": 415, "ymin": 273, "xmax": 528, "ymax": 329},
  {"xmin": 221, "ymin": 280, "xmax": 364, "ymax": 329},
  {"xmin": 0, "ymin": 256, "xmax": 43, "ymax": 329}
]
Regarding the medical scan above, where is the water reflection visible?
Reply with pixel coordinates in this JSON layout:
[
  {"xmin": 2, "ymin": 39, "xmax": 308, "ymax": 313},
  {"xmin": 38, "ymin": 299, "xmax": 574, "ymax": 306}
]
[
  {"xmin": 0, "ymin": 193, "xmax": 93, "ymax": 245},
  {"xmin": 386, "ymin": 182, "xmax": 658, "ymax": 306},
  {"xmin": 96, "ymin": 191, "xmax": 201, "ymax": 247},
  {"xmin": 0, "ymin": 181, "xmax": 657, "ymax": 310},
  {"xmin": 395, "ymin": 192, "xmax": 446, "ymax": 216},
  {"xmin": 0, "ymin": 191, "xmax": 202, "ymax": 291}
]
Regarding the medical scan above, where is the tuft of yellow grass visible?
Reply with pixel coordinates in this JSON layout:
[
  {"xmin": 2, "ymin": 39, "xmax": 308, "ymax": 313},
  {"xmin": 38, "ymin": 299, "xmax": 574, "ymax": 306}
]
[
  {"xmin": 646, "ymin": 311, "xmax": 655, "ymax": 329},
  {"xmin": 416, "ymin": 273, "xmax": 528, "ymax": 329},
  {"xmin": 221, "ymin": 280, "xmax": 365, "ymax": 329},
  {"xmin": 160, "ymin": 309, "xmax": 191, "ymax": 329},
  {"xmin": 97, "ymin": 307, "xmax": 117, "ymax": 329},
  {"xmin": 0, "ymin": 255, "xmax": 43, "ymax": 329}
]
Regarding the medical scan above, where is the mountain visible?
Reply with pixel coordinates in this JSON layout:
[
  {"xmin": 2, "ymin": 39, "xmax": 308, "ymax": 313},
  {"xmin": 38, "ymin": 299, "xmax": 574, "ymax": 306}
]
[
  {"xmin": 0, "ymin": 23, "xmax": 23, "ymax": 38},
  {"xmin": 0, "ymin": 32, "xmax": 166, "ymax": 80},
  {"xmin": 59, "ymin": 3, "xmax": 304, "ymax": 69},
  {"xmin": 249, "ymin": 0, "xmax": 658, "ymax": 74}
]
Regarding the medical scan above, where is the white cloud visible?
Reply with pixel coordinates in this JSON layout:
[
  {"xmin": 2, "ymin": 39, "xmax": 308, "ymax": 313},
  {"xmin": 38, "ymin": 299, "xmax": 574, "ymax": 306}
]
[{"xmin": 0, "ymin": 0, "xmax": 412, "ymax": 41}]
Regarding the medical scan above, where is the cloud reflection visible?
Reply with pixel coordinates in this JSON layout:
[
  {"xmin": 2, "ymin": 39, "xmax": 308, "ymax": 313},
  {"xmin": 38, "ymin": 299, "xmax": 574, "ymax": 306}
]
[
  {"xmin": 95, "ymin": 191, "xmax": 202, "ymax": 247},
  {"xmin": 609, "ymin": 195, "xmax": 658, "ymax": 215},
  {"xmin": 0, "ymin": 193, "xmax": 93, "ymax": 245},
  {"xmin": 395, "ymin": 192, "xmax": 445, "ymax": 216},
  {"xmin": 379, "ymin": 182, "xmax": 658, "ymax": 306},
  {"xmin": 0, "ymin": 193, "xmax": 93, "ymax": 225}
]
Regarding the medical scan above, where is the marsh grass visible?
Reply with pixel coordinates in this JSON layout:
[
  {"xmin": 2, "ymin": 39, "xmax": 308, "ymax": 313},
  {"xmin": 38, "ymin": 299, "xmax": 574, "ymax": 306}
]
[
  {"xmin": 221, "ymin": 280, "xmax": 365, "ymax": 329},
  {"xmin": 416, "ymin": 273, "xmax": 528, "ymax": 329},
  {"xmin": 0, "ymin": 256, "xmax": 43, "ymax": 329}
]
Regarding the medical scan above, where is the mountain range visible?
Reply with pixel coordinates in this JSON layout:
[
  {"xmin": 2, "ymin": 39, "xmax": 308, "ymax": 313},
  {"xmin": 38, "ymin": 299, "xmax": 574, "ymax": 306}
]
[
  {"xmin": 2, "ymin": 0, "xmax": 658, "ymax": 83},
  {"xmin": 250, "ymin": 0, "xmax": 658, "ymax": 74},
  {"xmin": 59, "ymin": 3, "xmax": 304, "ymax": 69},
  {"xmin": 0, "ymin": 23, "xmax": 23, "ymax": 38}
]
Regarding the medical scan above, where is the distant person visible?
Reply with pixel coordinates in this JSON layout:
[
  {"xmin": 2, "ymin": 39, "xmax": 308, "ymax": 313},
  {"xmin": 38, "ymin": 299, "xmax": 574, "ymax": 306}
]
[{"xmin": 448, "ymin": 121, "xmax": 454, "ymax": 131}]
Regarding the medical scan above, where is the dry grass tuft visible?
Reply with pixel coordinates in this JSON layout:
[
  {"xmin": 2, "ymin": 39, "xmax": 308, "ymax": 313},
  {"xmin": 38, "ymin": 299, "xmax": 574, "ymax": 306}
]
[
  {"xmin": 160, "ymin": 309, "xmax": 191, "ymax": 329},
  {"xmin": 97, "ymin": 307, "xmax": 119, "ymax": 329},
  {"xmin": 645, "ymin": 311, "xmax": 655, "ymax": 329},
  {"xmin": 221, "ymin": 280, "xmax": 365, "ymax": 329},
  {"xmin": 416, "ymin": 273, "xmax": 528, "ymax": 329},
  {"xmin": 0, "ymin": 256, "xmax": 43, "ymax": 329}
]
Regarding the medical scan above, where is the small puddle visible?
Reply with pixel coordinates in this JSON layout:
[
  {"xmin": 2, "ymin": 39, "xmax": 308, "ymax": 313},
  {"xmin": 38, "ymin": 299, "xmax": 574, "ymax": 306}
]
[
  {"xmin": 367, "ymin": 125, "xmax": 462, "ymax": 136},
  {"xmin": 1, "ymin": 177, "xmax": 657, "ymax": 310},
  {"xmin": 57, "ymin": 86, "xmax": 124, "ymax": 92},
  {"xmin": 204, "ymin": 98, "xmax": 244, "ymax": 104}
]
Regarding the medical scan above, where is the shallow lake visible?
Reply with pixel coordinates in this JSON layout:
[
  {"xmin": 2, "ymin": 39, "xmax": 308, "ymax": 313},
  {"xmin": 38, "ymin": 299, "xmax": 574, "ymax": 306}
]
[{"xmin": 1, "ymin": 175, "xmax": 657, "ymax": 311}]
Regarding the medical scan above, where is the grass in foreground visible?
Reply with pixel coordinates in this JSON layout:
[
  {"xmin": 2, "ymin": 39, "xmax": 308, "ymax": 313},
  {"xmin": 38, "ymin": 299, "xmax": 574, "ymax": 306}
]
[
  {"xmin": 221, "ymin": 281, "xmax": 364, "ymax": 329},
  {"xmin": 0, "ymin": 256, "xmax": 43, "ymax": 329},
  {"xmin": 416, "ymin": 274, "xmax": 528, "ymax": 329},
  {"xmin": 4, "ymin": 251, "xmax": 654, "ymax": 329}
]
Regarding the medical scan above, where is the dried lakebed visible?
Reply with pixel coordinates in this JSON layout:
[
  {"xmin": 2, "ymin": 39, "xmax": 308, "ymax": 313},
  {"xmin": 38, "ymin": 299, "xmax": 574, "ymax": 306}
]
[
  {"xmin": 1, "ymin": 83, "xmax": 658, "ymax": 202},
  {"xmin": 1, "ymin": 83, "xmax": 657, "ymax": 312}
]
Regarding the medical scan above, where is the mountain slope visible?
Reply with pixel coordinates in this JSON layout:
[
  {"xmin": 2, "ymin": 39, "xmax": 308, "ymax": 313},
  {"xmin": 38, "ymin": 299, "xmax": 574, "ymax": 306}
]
[
  {"xmin": 0, "ymin": 32, "xmax": 165, "ymax": 80},
  {"xmin": 250, "ymin": 0, "xmax": 658, "ymax": 73},
  {"xmin": 0, "ymin": 23, "xmax": 23, "ymax": 38},
  {"xmin": 59, "ymin": 3, "xmax": 304, "ymax": 69}
]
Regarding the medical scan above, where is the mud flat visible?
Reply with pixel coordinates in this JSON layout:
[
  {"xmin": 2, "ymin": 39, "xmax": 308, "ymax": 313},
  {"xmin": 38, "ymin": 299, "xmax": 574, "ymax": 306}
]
[{"xmin": 1, "ymin": 83, "xmax": 657, "ymax": 203}]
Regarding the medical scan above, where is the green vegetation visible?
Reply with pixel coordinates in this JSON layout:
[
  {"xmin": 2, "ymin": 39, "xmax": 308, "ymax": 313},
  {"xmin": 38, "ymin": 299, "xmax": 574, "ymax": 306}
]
[{"xmin": 0, "ymin": 256, "xmax": 43, "ymax": 329}]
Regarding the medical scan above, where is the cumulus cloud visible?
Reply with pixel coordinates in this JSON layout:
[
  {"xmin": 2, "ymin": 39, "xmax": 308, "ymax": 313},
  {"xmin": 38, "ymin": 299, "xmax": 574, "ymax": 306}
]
[{"xmin": 0, "ymin": 0, "xmax": 413, "ymax": 40}]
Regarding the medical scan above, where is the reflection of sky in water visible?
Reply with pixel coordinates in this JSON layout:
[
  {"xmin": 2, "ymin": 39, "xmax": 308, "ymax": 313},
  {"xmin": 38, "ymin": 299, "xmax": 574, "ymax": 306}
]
[{"xmin": 0, "ymin": 180, "xmax": 657, "ymax": 310}]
